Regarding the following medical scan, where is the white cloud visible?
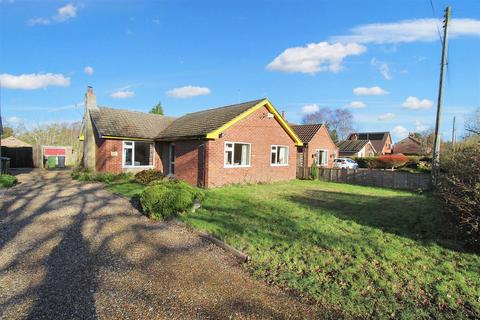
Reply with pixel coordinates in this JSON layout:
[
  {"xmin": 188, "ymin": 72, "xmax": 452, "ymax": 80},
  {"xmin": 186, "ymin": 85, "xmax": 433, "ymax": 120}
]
[
  {"xmin": 402, "ymin": 96, "xmax": 433, "ymax": 110},
  {"xmin": 346, "ymin": 101, "xmax": 366, "ymax": 109},
  {"xmin": 266, "ymin": 41, "xmax": 366, "ymax": 74},
  {"xmin": 166, "ymin": 85, "xmax": 211, "ymax": 98},
  {"xmin": 0, "ymin": 73, "xmax": 70, "ymax": 90},
  {"xmin": 414, "ymin": 120, "xmax": 429, "ymax": 132},
  {"xmin": 28, "ymin": 17, "xmax": 51, "ymax": 26},
  {"xmin": 84, "ymin": 66, "xmax": 94, "ymax": 75},
  {"xmin": 6, "ymin": 116, "xmax": 23, "ymax": 125},
  {"xmin": 28, "ymin": 3, "xmax": 77, "ymax": 26},
  {"xmin": 301, "ymin": 104, "xmax": 320, "ymax": 114},
  {"xmin": 378, "ymin": 113, "xmax": 396, "ymax": 121},
  {"xmin": 392, "ymin": 125, "xmax": 409, "ymax": 140},
  {"xmin": 353, "ymin": 86, "xmax": 389, "ymax": 96},
  {"xmin": 370, "ymin": 58, "xmax": 391, "ymax": 80},
  {"xmin": 333, "ymin": 18, "xmax": 480, "ymax": 44},
  {"xmin": 111, "ymin": 90, "xmax": 135, "ymax": 99},
  {"xmin": 54, "ymin": 3, "xmax": 77, "ymax": 22}
]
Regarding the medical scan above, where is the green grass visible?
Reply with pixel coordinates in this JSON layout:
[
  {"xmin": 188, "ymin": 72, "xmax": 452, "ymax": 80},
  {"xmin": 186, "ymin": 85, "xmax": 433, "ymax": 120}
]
[
  {"xmin": 106, "ymin": 182, "xmax": 145, "ymax": 198},
  {"xmin": 181, "ymin": 180, "xmax": 480, "ymax": 319},
  {"xmin": 0, "ymin": 174, "xmax": 17, "ymax": 188}
]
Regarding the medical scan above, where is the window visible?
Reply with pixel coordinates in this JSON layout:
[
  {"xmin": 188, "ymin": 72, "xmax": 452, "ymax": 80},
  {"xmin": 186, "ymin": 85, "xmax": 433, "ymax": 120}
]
[
  {"xmin": 123, "ymin": 141, "xmax": 154, "ymax": 167},
  {"xmin": 224, "ymin": 142, "xmax": 251, "ymax": 167},
  {"xmin": 316, "ymin": 149, "xmax": 328, "ymax": 166},
  {"xmin": 271, "ymin": 145, "xmax": 288, "ymax": 166}
]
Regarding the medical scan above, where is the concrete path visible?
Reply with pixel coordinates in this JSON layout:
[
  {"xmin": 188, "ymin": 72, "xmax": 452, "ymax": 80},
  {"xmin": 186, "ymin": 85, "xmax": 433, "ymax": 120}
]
[{"xmin": 0, "ymin": 170, "xmax": 320, "ymax": 319}]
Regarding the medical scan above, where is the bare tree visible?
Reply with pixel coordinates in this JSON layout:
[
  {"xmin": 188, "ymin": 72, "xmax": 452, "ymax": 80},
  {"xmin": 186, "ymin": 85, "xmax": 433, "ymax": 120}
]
[
  {"xmin": 465, "ymin": 107, "xmax": 480, "ymax": 135},
  {"xmin": 302, "ymin": 107, "xmax": 354, "ymax": 141}
]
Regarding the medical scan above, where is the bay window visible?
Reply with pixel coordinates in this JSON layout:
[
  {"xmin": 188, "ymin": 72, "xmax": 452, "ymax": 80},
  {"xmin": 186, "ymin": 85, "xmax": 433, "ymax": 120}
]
[
  {"xmin": 224, "ymin": 142, "xmax": 251, "ymax": 167},
  {"xmin": 123, "ymin": 141, "xmax": 154, "ymax": 167},
  {"xmin": 271, "ymin": 145, "xmax": 288, "ymax": 166}
]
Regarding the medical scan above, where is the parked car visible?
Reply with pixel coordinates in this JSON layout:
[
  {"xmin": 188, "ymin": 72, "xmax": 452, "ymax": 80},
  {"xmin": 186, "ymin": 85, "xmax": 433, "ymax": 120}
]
[{"xmin": 333, "ymin": 158, "xmax": 359, "ymax": 169}]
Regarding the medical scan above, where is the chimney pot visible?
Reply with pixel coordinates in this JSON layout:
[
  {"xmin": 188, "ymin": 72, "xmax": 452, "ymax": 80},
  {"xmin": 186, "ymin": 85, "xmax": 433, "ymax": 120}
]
[{"xmin": 281, "ymin": 111, "xmax": 286, "ymax": 120}]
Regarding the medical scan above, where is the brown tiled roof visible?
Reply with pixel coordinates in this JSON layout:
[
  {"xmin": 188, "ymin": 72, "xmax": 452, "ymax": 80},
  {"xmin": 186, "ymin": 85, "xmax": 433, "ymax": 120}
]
[
  {"xmin": 347, "ymin": 131, "xmax": 391, "ymax": 154},
  {"xmin": 290, "ymin": 124, "xmax": 323, "ymax": 144},
  {"xmin": 393, "ymin": 136, "xmax": 429, "ymax": 155},
  {"xmin": 1, "ymin": 136, "xmax": 32, "ymax": 148},
  {"xmin": 157, "ymin": 99, "xmax": 265, "ymax": 140},
  {"xmin": 337, "ymin": 139, "xmax": 371, "ymax": 152},
  {"xmin": 90, "ymin": 107, "xmax": 176, "ymax": 140}
]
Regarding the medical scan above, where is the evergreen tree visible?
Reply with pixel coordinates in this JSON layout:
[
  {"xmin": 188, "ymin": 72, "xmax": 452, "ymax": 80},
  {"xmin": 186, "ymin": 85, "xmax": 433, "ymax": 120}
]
[{"xmin": 150, "ymin": 102, "xmax": 164, "ymax": 115}]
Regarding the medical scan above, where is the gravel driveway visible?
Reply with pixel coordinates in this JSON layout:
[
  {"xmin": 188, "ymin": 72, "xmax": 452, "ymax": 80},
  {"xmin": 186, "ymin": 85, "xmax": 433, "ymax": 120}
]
[{"xmin": 0, "ymin": 170, "xmax": 320, "ymax": 319}]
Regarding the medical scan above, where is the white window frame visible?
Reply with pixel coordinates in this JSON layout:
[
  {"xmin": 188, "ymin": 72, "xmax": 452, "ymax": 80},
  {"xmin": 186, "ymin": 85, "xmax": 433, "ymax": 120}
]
[
  {"xmin": 271, "ymin": 145, "xmax": 289, "ymax": 166},
  {"xmin": 122, "ymin": 140, "xmax": 155, "ymax": 168},
  {"xmin": 224, "ymin": 141, "xmax": 252, "ymax": 168},
  {"xmin": 316, "ymin": 149, "xmax": 329, "ymax": 166}
]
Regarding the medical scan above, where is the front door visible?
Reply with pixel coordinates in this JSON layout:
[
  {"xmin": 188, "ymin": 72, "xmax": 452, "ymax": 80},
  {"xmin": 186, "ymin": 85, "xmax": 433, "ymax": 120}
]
[{"xmin": 169, "ymin": 144, "xmax": 175, "ymax": 175}]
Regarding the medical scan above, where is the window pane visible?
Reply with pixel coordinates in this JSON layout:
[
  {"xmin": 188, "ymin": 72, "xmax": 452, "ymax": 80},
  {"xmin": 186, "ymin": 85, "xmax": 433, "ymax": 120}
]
[
  {"xmin": 124, "ymin": 148, "xmax": 133, "ymax": 166},
  {"xmin": 225, "ymin": 150, "xmax": 232, "ymax": 165},
  {"xmin": 233, "ymin": 144, "xmax": 242, "ymax": 165},
  {"xmin": 278, "ymin": 147, "xmax": 288, "ymax": 164},
  {"xmin": 134, "ymin": 142, "xmax": 151, "ymax": 166},
  {"xmin": 124, "ymin": 141, "xmax": 133, "ymax": 147},
  {"xmin": 242, "ymin": 144, "xmax": 250, "ymax": 165},
  {"xmin": 271, "ymin": 147, "xmax": 277, "ymax": 164}
]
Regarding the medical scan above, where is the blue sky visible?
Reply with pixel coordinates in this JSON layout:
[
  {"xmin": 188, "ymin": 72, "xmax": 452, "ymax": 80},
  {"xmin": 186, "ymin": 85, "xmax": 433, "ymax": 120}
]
[{"xmin": 1, "ymin": 0, "xmax": 479, "ymax": 142}]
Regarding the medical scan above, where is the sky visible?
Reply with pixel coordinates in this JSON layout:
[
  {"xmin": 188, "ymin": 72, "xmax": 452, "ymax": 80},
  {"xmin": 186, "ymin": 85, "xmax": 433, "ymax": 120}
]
[{"xmin": 1, "ymin": 0, "xmax": 479, "ymax": 142}]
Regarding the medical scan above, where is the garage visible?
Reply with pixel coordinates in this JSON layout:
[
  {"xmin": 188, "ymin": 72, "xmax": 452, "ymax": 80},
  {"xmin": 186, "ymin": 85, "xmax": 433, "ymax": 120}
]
[{"xmin": 0, "ymin": 136, "xmax": 34, "ymax": 168}]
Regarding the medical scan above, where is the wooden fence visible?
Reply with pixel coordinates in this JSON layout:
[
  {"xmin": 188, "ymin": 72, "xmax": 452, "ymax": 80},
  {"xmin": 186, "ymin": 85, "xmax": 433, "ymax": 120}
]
[{"xmin": 296, "ymin": 167, "xmax": 431, "ymax": 191}]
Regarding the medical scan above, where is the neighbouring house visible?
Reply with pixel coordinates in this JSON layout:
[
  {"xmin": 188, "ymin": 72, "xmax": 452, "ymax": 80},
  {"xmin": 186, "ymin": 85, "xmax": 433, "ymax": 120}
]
[
  {"xmin": 290, "ymin": 123, "xmax": 338, "ymax": 168},
  {"xmin": 80, "ymin": 87, "xmax": 303, "ymax": 188},
  {"xmin": 337, "ymin": 139, "xmax": 376, "ymax": 158},
  {"xmin": 1, "ymin": 136, "xmax": 34, "ymax": 168},
  {"xmin": 393, "ymin": 134, "xmax": 431, "ymax": 156},
  {"xmin": 347, "ymin": 132, "xmax": 393, "ymax": 155}
]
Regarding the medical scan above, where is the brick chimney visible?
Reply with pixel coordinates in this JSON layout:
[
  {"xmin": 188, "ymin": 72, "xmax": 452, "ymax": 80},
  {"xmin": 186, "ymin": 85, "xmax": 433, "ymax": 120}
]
[{"xmin": 84, "ymin": 86, "xmax": 98, "ymax": 110}]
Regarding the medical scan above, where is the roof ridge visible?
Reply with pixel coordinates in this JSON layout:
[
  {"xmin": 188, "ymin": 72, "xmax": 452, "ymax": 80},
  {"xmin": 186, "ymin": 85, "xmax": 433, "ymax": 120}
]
[
  {"xmin": 180, "ymin": 98, "xmax": 266, "ymax": 117},
  {"xmin": 98, "ymin": 106, "xmax": 176, "ymax": 119}
]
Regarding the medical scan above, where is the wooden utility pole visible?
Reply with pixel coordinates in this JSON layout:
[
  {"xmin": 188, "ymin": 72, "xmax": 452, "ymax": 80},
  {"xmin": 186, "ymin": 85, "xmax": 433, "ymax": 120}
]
[
  {"xmin": 431, "ymin": 6, "xmax": 451, "ymax": 184},
  {"xmin": 451, "ymin": 116, "xmax": 456, "ymax": 150}
]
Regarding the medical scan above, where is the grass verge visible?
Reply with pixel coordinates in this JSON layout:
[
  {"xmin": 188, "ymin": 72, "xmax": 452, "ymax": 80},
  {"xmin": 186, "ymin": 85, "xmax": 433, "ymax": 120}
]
[
  {"xmin": 181, "ymin": 179, "xmax": 480, "ymax": 319},
  {"xmin": 0, "ymin": 174, "xmax": 17, "ymax": 188}
]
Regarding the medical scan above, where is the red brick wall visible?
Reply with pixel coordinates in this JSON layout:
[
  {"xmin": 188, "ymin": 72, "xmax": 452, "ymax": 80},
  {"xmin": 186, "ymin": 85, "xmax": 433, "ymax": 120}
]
[
  {"xmin": 95, "ymin": 138, "xmax": 123, "ymax": 173},
  {"xmin": 303, "ymin": 125, "xmax": 339, "ymax": 168},
  {"xmin": 206, "ymin": 106, "xmax": 297, "ymax": 188},
  {"xmin": 163, "ymin": 140, "xmax": 205, "ymax": 187}
]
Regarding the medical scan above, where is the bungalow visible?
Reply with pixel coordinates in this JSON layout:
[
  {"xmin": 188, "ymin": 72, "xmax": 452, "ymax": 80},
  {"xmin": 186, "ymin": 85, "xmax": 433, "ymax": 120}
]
[
  {"xmin": 393, "ymin": 134, "xmax": 431, "ymax": 156},
  {"xmin": 337, "ymin": 139, "xmax": 376, "ymax": 158},
  {"xmin": 80, "ymin": 87, "xmax": 303, "ymax": 188},
  {"xmin": 290, "ymin": 124, "xmax": 338, "ymax": 168},
  {"xmin": 347, "ymin": 132, "xmax": 392, "ymax": 155}
]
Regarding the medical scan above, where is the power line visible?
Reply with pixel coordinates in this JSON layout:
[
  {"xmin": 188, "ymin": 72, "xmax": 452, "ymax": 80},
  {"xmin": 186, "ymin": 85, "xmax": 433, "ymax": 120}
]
[{"xmin": 429, "ymin": 0, "xmax": 445, "ymax": 46}]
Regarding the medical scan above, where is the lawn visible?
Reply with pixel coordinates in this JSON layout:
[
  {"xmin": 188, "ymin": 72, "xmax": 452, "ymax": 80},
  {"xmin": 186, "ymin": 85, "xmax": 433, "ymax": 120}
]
[
  {"xmin": 106, "ymin": 182, "xmax": 145, "ymax": 198},
  {"xmin": 181, "ymin": 180, "xmax": 480, "ymax": 319}
]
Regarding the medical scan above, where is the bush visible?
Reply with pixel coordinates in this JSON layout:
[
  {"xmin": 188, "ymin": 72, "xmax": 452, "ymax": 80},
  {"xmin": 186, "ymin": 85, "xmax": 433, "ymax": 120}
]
[
  {"xmin": 310, "ymin": 160, "xmax": 318, "ymax": 180},
  {"xmin": 71, "ymin": 168, "xmax": 133, "ymax": 184},
  {"xmin": 0, "ymin": 174, "xmax": 17, "ymax": 188},
  {"xmin": 140, "ymin": 179, "xmax": 205, "ymax": 220},
  {"xmin": 438, "ymin": 145, "xmax": 480, "ymax": 247},
  {"xmin": 353, "ymin": 157, "xmax": 379, "ymax": 169},
  {"xmin": 134, "ymin": 169, "xmax": 163, "ymax": 185},
  {"xmin": 377, "ymin": 154, "xmax": 409, "ymax": 170}
]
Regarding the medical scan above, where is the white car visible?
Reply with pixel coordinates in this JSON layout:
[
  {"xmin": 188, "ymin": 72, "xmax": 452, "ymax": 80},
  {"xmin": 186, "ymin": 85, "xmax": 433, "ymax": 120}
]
[{"xmin": 333, "ymin": 158, "xmax": 359, "ymax": 169}]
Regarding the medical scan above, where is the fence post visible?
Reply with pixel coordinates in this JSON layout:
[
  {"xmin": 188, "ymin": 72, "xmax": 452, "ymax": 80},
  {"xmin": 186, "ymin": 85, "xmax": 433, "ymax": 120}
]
[{"xmin": 392, "ymin": 171, "xmax": 396, "ymax": 188}]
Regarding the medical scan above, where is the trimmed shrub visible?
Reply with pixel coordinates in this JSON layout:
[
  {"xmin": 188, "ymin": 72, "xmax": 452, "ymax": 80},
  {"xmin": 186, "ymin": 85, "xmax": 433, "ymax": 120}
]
[
  {"xmin": 0, "ymin": 174, "xmax": 17, "ymax": 188},
  {"xmin": 354, "ymin": 157, "xmax": 379, "ymax": 169},
  {"xmin": 377, "ymin": 154, "xmax": 409, "ymax": 170},
  {"xmin": 310, "ymin": 160, "xmax": 318, "ymax": 180},
  {"xmin": 140, "ymin": 179, "xmax": 205, "ymax": 220},
  {"xmin": 134, "ymin": 169, "xmax": 163, "ymax": 185},
  {"xmin": 438, "ymin": 145, "xmax": 480, "ymax": 247}
]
